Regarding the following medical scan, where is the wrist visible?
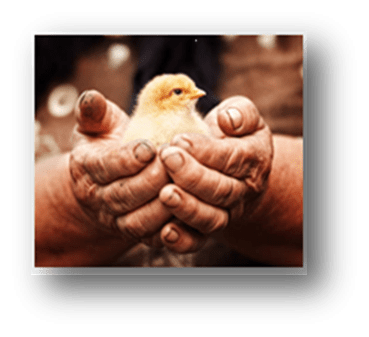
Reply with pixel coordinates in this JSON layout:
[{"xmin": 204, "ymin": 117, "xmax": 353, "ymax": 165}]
[
  {"xmin": 35, "ymin": 154, "xmax": 134, "ymax": 266},
  {"xmin": 216, "ymin": 135, "xmax": 303, "ymax": 266}
]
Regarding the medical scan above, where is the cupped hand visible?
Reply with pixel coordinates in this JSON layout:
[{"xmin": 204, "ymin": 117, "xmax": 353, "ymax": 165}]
[
  {"xmin": 158, "ymin": 96, "xmax": 274, "ymax": 253},
  {"xmin": 69, "ymin": 90, "xmax": 171, "ymax": 246}
]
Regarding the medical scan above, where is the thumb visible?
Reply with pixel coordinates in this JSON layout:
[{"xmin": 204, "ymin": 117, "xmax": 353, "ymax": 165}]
[
  {"xmin": 75, "ymin": 90, "xmax": 128, "ymax": 135},
  {"xmin": 216, "ymin": 96, "xmax": 264, "ymax": 136}
]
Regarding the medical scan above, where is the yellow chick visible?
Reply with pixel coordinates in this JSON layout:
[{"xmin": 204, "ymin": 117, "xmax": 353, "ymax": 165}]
[{"xmin": 122, "ymin": 73, "xmax": 210, "ymax": 147}]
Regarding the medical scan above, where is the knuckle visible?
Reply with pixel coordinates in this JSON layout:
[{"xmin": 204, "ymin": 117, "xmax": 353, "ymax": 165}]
[
  {"xmin": 207, "ymin": 212, "xmax": 228, "ymax": 233},
  {"xmin": 214, "ymin": 181, "xmax": 245, "ymax": 209},
  {"xmin": 224, "ymin": 141, "xmax": 266, "ymax": 180},
  {"xmin": 104, "ymin": 182, "xmax": 136, "ymax": 214},
  {"xmin": 212, "ymin": 177, "xmax": 234, "ymax": 206},
  {"xmin": 69, "ymin": 150, "xmax": 87, "ymax": 179},
  {"xmin": 118, "ymin": 215, "xmax": 146, "ymax": 241},
  {"xmin": 78, "ymin": 181, "xmax": 97, "ymax": 205},
  {"xmin": 219, "ymin": 211, "xmax": 229, "ymax": 230},
  {"xmin": 89, "ymin": 152, "xmax": 110, "ymax": 183},
  {"xmin": 69, "ymin": 153, "xmax": 81, "ymax": 183},
  {"xmin": 69, "ymin": 154, "xmax": 98, "ymax": 205},
  {"xmin": 144, "ymin": 165, "xmax": 168, "ymax": 191},
  {"xmin": 121, "ymin": 183, "xmax": 139, "ymax": 209},
  {"xmin": 185, "ymin": 175, "xmax": 201, "ymax": 191},
  {"xmin": 97, "ymin": 205, "xmax": 117, "ymax": 231},
  {"xmin": 224, "ymin": 145, "xmax": 244, "ymax": 176},
  {"xmin": 179, "ymin": 196, "xmax": 229, "ymax": 235},
  {"xmin": 181, "ymin": 198, "xmax": 199, "ymax": 224},
  {"xmin": 180, "ymin": 168, "xmax": 203, "ymax": 191}
]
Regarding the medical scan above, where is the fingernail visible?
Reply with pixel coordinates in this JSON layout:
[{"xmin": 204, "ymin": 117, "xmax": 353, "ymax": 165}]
[
  {"xmin": 226, "ymin": 108, "xmax": 242, "ymax": 129},
  {"xmin": 158, "ymin": 143, "xmax": 170, "ymax": 156},
  {"xmin": 78, "ymin": 90, "xmax": 106, "ymax": 123},
  {"xmin": 78, "ymin": 90, "xmax": 87, "ymax": 106},
  {"xmin": 164, "ymin": 227, "xmax": 179, "ymax": 243},
  {"xmin": 161, "ymin": 148, "xmax": 184, "ymax": 172},
  {"xmin": 134, "ymin": 141, "xmax": 155, "ymax": 163},
  {"xmin": 163, "ymin": 190, "xmax": 181, "ymax": 207},
  {"xmin": 172, "ymin": 135, "xmax": 192, "ymax": 151}
]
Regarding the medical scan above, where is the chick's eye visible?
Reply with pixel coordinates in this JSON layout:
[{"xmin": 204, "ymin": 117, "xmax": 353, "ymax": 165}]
[{"xmin": 173, "ymin": 89, "xmax": 183, "ymax": 95}]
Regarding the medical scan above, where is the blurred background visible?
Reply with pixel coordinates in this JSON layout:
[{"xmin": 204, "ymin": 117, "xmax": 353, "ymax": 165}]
[{"xmin": 35, "ymin": 35, "xmax": 303, "ymax": 161}]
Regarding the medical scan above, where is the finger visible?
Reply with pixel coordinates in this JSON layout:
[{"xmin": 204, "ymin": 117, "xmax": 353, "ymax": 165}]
[
  {"xmin": 160, "ymin": 221, "xmax": 207, "ymax": 254},
  {"xmin": 100, "ymin": 156, "xmax": 169, "ymax": 214},
  {"xmin": 116, "ymin": 198, "xmax": 172, "ymax": 241},
  {"xmin": 141, "ymin": 232, "xmax": 164, "ymax": 249},
  {"xmin": 81, "ymin": 139, "xmax": 157, "ymax": 184},
  {"xmin": 170, "ymin": 132, "xmax": 272, "ymax": 180},
  {"xmin": 159, "ymin": 184, "xmax": 228, "ymax": 235},
  {"xmin": 216, "ymin": 96, "xmax": 264, "ymax": 136},
  {"xmin": 160, "ymin": 146, "xmax": 245, "ymax": 207},
  {"xmin": 75, "ymin": 90, "xmax": 129, "ymax": 135}
]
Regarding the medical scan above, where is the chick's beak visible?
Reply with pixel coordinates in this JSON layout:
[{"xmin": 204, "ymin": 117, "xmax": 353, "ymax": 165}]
[{"xmin": 189, "ymin": 88, "xmax": 206, "ymax": 100}]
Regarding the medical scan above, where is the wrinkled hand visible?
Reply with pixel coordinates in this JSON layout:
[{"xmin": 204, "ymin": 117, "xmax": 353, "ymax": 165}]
[
  {"xmin": 158, "ymin": 96, "xmax": 273, "ymax": 253},
  {"xmin": 69, "ymin": 90, "xmax": 171, "ymax": 246}
]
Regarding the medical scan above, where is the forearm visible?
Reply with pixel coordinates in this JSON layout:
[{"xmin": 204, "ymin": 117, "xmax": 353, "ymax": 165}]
[
  {"xmin": 35, "ymin": 154, "xmax": 134, "ymax": 267},
  {"xmin": 217, "ymin": 135, "xmax": 303, "ymax": 266}
]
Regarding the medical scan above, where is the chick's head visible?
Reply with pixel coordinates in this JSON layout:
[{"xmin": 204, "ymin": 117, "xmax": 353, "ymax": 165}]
[{"xmin": 135, "ymin": 74, "xmax": 206, "ymax": 116}]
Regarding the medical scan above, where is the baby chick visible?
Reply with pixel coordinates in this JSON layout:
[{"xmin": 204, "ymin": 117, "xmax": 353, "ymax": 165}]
[{"xmin": 122, "ymin": 73, "xmax": 210, "ymax": 147}]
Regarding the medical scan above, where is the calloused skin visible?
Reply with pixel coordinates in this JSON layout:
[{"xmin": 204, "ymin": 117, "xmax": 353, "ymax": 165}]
[{"xmin": 35, "ymin": 90, "xmax": 303, "ymax": 267}]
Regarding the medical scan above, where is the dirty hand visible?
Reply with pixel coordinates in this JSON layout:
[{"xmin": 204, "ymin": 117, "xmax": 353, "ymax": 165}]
[
  {"xmin": 158, "ymin": 96, "xmax": 274, "ymax": 253},
  {"xmin": 69, "ymin": 90, "xmax": 171, "ymax": 247}
]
